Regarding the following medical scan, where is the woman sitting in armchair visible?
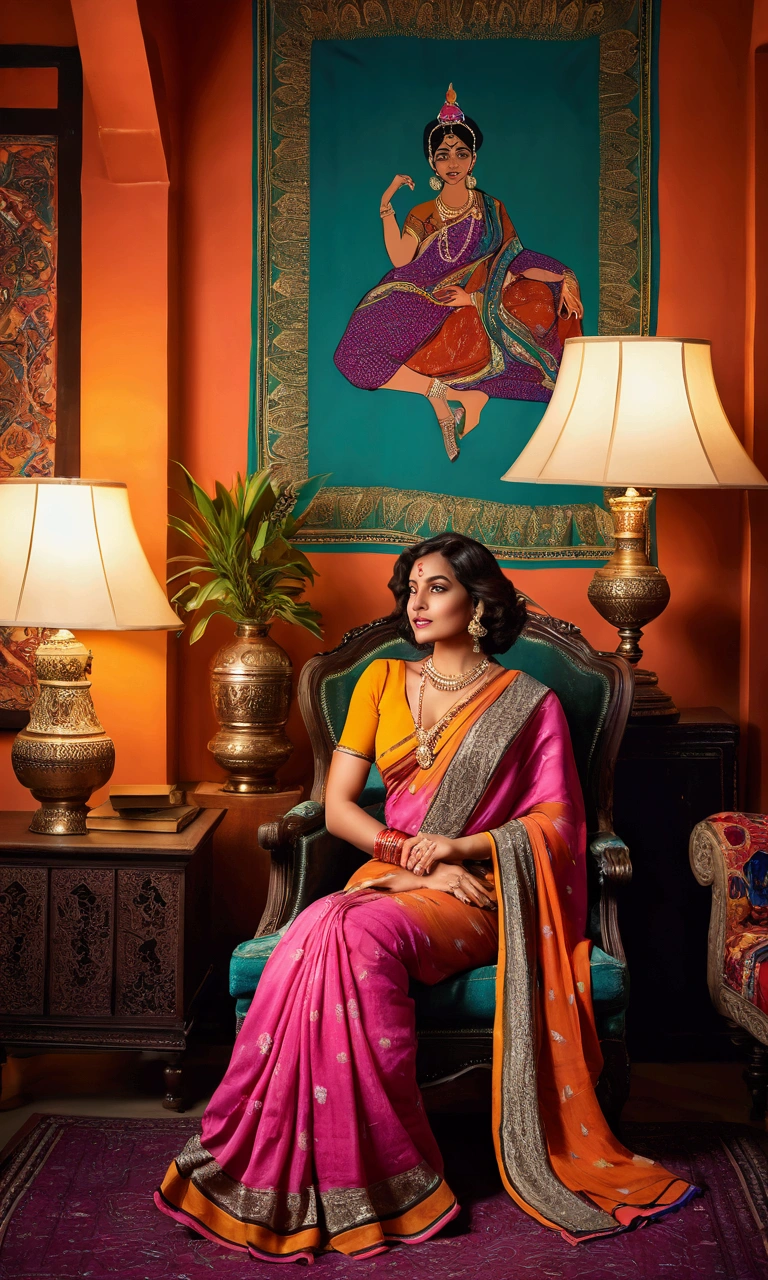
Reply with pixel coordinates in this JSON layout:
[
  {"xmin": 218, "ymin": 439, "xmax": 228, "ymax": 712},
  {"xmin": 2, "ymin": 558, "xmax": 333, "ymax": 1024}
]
[{"xmin": 155, "ymin": 533, "xmax": 696, "ymax": 1262}]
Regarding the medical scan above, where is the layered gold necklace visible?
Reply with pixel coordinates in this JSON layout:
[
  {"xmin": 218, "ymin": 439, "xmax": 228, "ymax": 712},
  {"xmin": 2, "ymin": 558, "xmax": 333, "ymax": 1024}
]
[
  {"xmin": 435, "ymin": 189, "xmax": 478, "ymax": 264},
  {"xmin": 414, "ymin": 662, "xmax": 491, "ymax": 770},
  {"xmin": 424, "ymin": 654, "xmax": 489, "ymax": 691},
  {"xmin": 435, "ymin": 189, "xmax": 475, "ymax": 221}
]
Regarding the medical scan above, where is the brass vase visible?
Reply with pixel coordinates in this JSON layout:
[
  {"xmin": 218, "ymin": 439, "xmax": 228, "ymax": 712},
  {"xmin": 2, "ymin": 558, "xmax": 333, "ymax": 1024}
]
[
  {"xmin": 11, "ymin": 630, "xmax": 116, "ymax": 834},
  {"xmin": 208, "ymin": 624, "xmax": 294, "ymax": 793}
]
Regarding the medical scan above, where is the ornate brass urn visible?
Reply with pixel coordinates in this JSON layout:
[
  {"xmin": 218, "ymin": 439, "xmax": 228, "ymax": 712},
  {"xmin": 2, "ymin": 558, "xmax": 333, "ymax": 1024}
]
[
  {"xmin": 208, "ymin": 624, "xmax": 294, "ymax": 793},
  {"xmin": 587, "ymin": 489, "xmax": 678, "ymax": 720},
  {"xmin": 12, "ymin": 630, "xmax": 116, "ymax": 834}
]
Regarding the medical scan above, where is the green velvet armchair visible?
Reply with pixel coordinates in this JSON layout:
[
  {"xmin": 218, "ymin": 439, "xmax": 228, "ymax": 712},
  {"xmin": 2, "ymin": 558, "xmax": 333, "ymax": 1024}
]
[{"xmin": 230, "ymin": 606, "xmax": 634, "ymax": 1118}]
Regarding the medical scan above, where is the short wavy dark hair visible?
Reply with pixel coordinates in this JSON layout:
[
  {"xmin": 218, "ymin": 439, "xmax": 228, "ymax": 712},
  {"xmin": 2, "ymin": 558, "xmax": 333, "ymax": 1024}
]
[{"xmin": 387, "ymin": 533, "xmax": 527, "ymax": 656}]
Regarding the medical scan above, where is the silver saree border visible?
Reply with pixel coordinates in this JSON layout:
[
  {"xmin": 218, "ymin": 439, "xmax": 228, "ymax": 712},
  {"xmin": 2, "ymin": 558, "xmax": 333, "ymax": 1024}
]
[
  {"xmin": 492, "ymin": 822, "xmax": 616, "ymax": 1234},
  {"xmin": 420, "ymin": 672, "xmax": 549, "ymax": 839},
  {"xmin": 173, "ymin": 1134, "xmax": 441, "ymax": 1238}
]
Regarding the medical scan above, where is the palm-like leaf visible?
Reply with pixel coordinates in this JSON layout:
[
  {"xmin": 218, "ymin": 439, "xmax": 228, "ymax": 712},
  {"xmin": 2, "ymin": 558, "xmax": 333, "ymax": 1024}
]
[{"xmin": 168, "ymin": 463, "xmax": 325, "ymax": 643}]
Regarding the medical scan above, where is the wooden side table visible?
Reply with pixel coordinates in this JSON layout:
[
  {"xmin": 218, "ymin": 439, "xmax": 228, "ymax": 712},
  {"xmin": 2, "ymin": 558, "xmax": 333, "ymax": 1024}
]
[
  {"xmin": 614, "ymin": 708, "xmax": 739, "ymax": 1062},
  {"xmin": 0, "ymin": 808, "xmax": 223, "ymax": 1110}
]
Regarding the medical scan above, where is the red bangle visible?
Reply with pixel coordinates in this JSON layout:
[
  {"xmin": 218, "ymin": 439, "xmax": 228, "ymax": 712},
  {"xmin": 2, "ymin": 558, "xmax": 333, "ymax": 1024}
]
[{"xmin": 374, "ymin": 827, "xmax": 407, "ymax": 865}]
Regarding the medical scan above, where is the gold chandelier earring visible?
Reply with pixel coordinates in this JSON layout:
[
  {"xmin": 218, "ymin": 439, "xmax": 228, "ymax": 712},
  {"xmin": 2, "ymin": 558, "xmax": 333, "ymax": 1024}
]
[
  {"xmin": 466, "ymin": 168, "xmax": 477, "ymax": 190},
  {"xmin": 467, "ymin": 601, "xmax": 488, "ymax": 653},
  {"xmin": 429, "ymin": 171, "xmax": 443, "ymax": 191}
]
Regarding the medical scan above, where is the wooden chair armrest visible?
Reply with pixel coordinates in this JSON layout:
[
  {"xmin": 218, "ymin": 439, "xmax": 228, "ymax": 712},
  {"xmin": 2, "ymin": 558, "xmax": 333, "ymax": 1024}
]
[
  {"xmin": 589, "ymin": 832, "xmax": 632, "ymax": 963},
  {"xmin": 258, "ymin": 801, "xmax": 325, "ymax": 853},
  {"xmin": 689, "ymin": 818, "xmax": 734, "ymax": 1019},
  {"xmin": 590, "ymin": 832, "xmax": 632, "ymax": 887},
  {"xmin": 254, "ymin": 802, "xmax": 367, "ymax": 939},
  {"xmin": 255, "ymin": 802, "xmax": 326, "ymax": 938}
]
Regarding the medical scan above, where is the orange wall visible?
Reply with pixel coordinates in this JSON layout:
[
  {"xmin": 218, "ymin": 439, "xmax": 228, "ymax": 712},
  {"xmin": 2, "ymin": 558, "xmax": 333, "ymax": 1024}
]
[
  {"xmin": 743, "ymin": 1, "xmax": 768, "ymax": 804},
  {"xmin": 0, "ymin": 0, "xmax": 763, "ymax": 808},
  {"xmin": 0, "ymin": 0, "xmax": 173, "ymax": 808},
  {"xmin": 173, "ymin": 0, "xmax": 255, "ymax": 784}
]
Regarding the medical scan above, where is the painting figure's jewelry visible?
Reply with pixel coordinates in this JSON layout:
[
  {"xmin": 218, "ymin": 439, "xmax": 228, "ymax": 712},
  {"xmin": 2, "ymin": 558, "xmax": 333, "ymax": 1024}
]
[
  {"xmin": 425, "ymin": 377, "xmax": 462, "ymax": 461},
  {"xmin": 380, "ymin": 202, "xmax": 394, "ymax": 218},
  {"xmin": 435, "ymin": 190, "xmax": 475, "ymax": 221},
  {"xmin": 426, "ymin": 377, "xmax": 451, "ymax": 400},
  {"xmin": 437, "ymin": 207, "xmax": 476, "ymax": 264},
  {"xmin": 424, "ymin": 654, "xmax": 489, "ymax": 692},
  {"xmin": 414, "ymin": 668, "xmax": 490, "ymax": 769}
]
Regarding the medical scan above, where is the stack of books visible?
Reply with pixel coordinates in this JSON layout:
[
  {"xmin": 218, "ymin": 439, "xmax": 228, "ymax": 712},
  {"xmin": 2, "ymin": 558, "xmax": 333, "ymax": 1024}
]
[{"xmin": 86, "ymin": 784, "xmax": 200, "ymax": 833}]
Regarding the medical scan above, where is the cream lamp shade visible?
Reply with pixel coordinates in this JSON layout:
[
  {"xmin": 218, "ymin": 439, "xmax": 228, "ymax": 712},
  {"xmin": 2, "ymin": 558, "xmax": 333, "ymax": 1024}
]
[
  {"xmin": 0, "ymin": 478, "xmax": 180, "ymax": 630},
  {"xmin": 501, "ymin": 336, "xmax": 768, "ymax": 489}
]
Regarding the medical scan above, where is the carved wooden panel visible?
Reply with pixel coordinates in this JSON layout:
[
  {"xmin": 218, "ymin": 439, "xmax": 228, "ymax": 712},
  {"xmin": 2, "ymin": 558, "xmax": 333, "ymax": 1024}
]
[
  {"xmin": 0, "ymin": 866, "xmax": 47, "ymax": 1014},
  {"xmin": 116, "ymin": 870, "xmax": 180, "ymax": 1017},
  {"xmin": 49, "ymin": 868, "xmax": 113, "ymax": 1016}
]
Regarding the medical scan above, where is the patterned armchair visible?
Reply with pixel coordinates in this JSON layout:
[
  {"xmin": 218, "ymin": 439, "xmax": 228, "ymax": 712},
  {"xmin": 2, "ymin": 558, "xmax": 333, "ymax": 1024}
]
[
  {"xmin": 230, "ymin": 606, "xmax": 635, "ymax": 1118},
  {"xmin": 690, "ymin": 813, "xmax": 768, "ymax": 1118}
]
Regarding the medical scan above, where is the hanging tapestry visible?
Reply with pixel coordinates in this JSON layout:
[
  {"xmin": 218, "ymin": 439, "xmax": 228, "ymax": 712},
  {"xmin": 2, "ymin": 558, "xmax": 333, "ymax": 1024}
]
[
  {"xmin": 0, "ymin": 136, "xmax": 57, "ymax": 479},
  {"xmin": 0, "ymin": 48, "xmax": 82, "ymax": 727},
  {"xmin": 250, "ymin": 0, "xmax": 656, "ymax": 563},
  {"xmin": 0, "ymin": 137, "xmax": 56, "ymax": 726}
]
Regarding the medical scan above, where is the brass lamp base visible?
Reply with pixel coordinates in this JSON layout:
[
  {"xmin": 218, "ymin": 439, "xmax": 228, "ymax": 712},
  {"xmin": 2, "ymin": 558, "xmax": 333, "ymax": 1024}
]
[
  {"xmin": 11, "ymin": 630, "xmax": 115, "ymax": 835},
  {"xmin": 588, "ymin": 489, "xmax": 679, "ymax": 722}
]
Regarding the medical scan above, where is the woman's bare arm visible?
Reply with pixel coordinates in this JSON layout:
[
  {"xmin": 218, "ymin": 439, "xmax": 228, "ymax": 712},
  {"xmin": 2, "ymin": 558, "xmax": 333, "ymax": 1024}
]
[
  {"xmin": 325, "ymin": 751, "xmax": 436, "ymax": 893},
  {"xmin": 382, "ymin": 215, "xmax": 418, "ymax": 268},
  {"xmin": 325, "ymin": 750, "xmax": 382, "ymax": 852},
  {"xmin": 380, "ymin": 174, "xmax": 418, "ymax": 268}
]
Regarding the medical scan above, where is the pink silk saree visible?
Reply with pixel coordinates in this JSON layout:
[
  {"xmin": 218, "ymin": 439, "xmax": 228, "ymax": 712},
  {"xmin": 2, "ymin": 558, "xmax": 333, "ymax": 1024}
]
[{"xmin": 155, "ymin": 662, "xmax": 696, "ymax": 1261}]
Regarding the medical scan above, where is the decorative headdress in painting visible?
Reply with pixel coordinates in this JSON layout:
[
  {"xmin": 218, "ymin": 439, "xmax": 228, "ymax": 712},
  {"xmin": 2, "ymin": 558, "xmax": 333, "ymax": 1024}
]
[{"xmin": 428, "ymin": 84, "xmax": 477, "ymax": 160}]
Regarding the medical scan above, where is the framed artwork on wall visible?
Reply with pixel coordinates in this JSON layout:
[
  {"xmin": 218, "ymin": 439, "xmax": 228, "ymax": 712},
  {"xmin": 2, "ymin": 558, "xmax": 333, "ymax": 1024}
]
[
  {"xmin": 0, "ymin": 46, "xmax": 82, "ymax": 727},
  {"xmin": 250, "ymin": 0, "xmax": 658, "ymax": 564}
]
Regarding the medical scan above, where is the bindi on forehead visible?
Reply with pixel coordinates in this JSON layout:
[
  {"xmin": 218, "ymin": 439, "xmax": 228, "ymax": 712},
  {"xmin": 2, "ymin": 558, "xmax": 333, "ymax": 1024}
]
[{"xmin": 417, "ymin": 562, "xmax": 424, "ymax": 576}]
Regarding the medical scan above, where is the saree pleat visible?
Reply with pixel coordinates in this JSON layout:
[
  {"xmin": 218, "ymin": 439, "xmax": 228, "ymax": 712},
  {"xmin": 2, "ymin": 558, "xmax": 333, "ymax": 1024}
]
[
  {"xmin": 156, "ymin": 887, "xmax": 470, "ymax": 1260},
  {"xmin": 155, "ymin": 659, "xmax": 696, "ymax": 1260}
]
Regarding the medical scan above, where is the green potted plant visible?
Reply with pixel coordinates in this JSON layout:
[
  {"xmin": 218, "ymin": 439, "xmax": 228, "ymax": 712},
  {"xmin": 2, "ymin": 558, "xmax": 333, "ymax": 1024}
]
[{"xmin": 168, "ymin": 466, "xmax": 325, "ymax": 794}]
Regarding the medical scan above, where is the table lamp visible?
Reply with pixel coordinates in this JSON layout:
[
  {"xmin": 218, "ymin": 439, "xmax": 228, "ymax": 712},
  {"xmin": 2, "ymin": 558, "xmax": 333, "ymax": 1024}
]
[
  {"xmin": 502, "ymin": 336, "xmax": 768, "ymax": 719},
  {"xmin": 0, "ymin": 478, "xmax": 180, "ymax": 834}
]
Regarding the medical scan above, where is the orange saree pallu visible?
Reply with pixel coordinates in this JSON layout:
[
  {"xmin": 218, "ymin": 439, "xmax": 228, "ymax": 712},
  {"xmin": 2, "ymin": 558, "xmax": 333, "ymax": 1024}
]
[{"xmin": 155, "ymin": 661, "xmax": 696, "ymax": 1261}]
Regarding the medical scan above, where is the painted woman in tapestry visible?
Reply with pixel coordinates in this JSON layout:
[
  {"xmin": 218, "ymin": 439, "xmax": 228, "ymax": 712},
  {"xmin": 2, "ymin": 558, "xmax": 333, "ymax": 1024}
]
[{"xmin": 335, "ymin": 86, "xmax": 583, "ymax": 461}]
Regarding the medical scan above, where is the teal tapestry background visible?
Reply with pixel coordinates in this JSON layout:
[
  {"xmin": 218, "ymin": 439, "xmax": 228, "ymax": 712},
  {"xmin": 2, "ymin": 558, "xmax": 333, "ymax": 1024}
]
[
  {"xmin": 309, "ymin": 37, "xmax": 599, "ymax": 505},
  {"xmin": 251, "ymin": 1, "xmax": 656, "ymax": 565}
]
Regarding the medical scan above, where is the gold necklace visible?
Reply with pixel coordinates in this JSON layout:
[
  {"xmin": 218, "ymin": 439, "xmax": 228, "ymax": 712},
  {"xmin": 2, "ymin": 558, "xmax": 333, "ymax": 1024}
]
[
  {"xmin": 436, "ymin": 190, "xmax": 474, "ymax": 221},
  {"xmin": 434, "ymin": 190, "xmax": 479, "ymax": 264},
  {"xmin": 424, "ymin": 654, "xmax": 489, "ymax": 692},
  {"xmin": 437, "ymin": 215, "xmax": 476, "ymax": 265},
  {"xmin": 414, "ymin": 669, "xmax": 490, "ymax": 770}
]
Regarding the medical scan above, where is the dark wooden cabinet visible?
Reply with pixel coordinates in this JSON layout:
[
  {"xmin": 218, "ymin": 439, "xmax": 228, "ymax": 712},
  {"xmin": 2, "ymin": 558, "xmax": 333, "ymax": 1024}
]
[
  {"xmin": 614, "ymin": 709, "xmax": 739, "ymax": 1063},
  {"xmin": 0, "ymin": 808, "xmax": 223, "ymax": 1108}
]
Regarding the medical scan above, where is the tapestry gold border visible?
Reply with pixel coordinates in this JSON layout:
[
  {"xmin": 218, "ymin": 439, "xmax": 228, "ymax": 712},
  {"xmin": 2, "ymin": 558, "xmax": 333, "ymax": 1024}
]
[{"xmin": 253, "ymin": 0, "xmax": 653, "ymax": 559}]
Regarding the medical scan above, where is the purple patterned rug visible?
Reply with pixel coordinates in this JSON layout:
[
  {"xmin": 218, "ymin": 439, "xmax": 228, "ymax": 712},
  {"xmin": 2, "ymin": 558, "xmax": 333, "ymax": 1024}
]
[{"xmin": 1, "ymin": 1114, "xmax": 767, "ymax": 1278}]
